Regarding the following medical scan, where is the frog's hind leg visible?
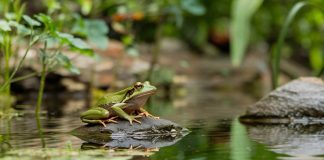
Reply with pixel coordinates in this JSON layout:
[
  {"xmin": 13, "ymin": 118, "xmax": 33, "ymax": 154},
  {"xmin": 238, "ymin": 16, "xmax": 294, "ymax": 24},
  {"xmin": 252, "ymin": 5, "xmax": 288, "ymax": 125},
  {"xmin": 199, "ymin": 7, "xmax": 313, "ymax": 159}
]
[
  {"xmin": 138, "ymin": 108, "xmax": 159, "ymax": 119},
  {"xmin": 111, "ymin": 103, "xmax": 142, "ymax": 125},
  {"xmin": 82, "ymin": 119, "xmax": 107, "ymax": 127}
]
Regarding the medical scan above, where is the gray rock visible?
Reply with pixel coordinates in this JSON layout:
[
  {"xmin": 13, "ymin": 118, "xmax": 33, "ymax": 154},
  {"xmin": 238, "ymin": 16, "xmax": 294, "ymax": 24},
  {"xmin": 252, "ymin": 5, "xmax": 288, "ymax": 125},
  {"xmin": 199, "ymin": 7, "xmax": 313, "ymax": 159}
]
[
  {"xmin": 240, "ymin": 77, "xmax": 324, "ymax": 123},
  {"xmin": 71, "ymin": 117, "xmax": 189, "ymax": 149}
]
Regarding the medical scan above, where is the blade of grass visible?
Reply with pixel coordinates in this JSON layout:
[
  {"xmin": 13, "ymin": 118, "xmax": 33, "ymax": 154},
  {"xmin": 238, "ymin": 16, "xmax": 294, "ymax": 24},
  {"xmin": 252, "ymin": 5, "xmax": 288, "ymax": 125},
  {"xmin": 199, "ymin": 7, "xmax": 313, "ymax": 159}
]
[{"xmin": 271, "ymin": 2, "xmax": 308, "ymax": 88}]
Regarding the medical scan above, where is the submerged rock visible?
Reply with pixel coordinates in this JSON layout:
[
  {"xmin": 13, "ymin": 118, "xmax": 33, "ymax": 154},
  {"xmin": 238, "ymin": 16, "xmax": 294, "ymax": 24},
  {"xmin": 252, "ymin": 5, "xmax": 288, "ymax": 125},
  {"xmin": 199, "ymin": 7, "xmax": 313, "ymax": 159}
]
[
  {"xmin": 71, "ymin": 117, "xmax": 189, "ymax": 149},
  {"xmin": 240, "ymin": 77, "xmax": 324, "ymax": 124}
]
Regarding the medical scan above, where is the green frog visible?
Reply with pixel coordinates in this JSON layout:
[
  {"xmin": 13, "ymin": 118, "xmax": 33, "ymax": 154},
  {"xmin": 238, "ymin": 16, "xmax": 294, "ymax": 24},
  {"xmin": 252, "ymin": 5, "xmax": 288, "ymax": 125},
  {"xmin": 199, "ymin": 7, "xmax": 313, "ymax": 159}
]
[{"xmin": 80, "ymin": 81, "xmax": 158, "ymax": 126}]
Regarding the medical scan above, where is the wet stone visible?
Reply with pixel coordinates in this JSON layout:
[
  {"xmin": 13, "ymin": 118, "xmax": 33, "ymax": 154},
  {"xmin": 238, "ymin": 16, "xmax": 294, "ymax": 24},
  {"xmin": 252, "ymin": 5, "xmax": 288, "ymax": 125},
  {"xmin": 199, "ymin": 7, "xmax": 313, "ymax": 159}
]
[
  {"xmin": 240, "ymin": 77, "xmax": 324, "ymax": 124},
  {"xmin": 71, "ymin": 117, "xmax": 189, "ymax": 148}
]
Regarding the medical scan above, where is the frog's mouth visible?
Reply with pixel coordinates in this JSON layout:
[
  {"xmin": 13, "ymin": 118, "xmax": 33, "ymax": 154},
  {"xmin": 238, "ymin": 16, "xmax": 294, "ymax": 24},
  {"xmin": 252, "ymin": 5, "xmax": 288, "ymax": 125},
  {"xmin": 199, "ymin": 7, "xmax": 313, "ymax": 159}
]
[{"xmin": 131, "ymin": 89, "xmax": 157, "ymax": 99}]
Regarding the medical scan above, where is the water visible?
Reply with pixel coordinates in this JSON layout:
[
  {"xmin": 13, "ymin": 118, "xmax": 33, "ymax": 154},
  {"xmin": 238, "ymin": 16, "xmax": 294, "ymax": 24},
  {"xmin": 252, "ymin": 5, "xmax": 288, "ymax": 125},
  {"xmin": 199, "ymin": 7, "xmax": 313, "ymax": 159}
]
[{"xmin": 1, "ymin": 88, "xmax": 324, "ymax": 160}]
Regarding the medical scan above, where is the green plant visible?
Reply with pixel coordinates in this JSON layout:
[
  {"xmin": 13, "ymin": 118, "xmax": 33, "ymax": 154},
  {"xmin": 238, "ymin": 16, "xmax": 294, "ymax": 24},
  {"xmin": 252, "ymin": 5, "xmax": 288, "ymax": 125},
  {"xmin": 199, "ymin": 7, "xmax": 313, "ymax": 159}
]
[
  {"xmin": 230, "ymin": 0, "xmax": 263, "ymax": 67},
  {"xmin": 25, "ymin": 13, "xmax": 94, "ymax": 115},
  {"xmin": 0, "ymin": 0, "xmax": 26, "ymax": 95},
  {"xmin": 271, "ymin": 2, "xmax": 308, "ymax": 88}
]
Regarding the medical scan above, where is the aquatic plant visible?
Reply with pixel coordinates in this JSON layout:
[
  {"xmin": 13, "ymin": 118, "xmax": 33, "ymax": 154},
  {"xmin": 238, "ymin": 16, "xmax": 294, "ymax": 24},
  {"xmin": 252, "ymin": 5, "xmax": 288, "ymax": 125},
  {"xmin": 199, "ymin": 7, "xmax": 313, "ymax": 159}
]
[{"xmin": 271, "ymin": 2, "xmax": 308, "ymax": 88}]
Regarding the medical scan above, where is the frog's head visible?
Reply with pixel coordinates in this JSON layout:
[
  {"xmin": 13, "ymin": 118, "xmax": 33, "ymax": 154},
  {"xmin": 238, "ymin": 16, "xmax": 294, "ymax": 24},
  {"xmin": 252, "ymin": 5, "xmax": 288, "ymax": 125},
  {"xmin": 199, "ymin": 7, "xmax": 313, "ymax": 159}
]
[{"xmin": 125, "ymin": 81, "xmax": 157, "ymax": 100}]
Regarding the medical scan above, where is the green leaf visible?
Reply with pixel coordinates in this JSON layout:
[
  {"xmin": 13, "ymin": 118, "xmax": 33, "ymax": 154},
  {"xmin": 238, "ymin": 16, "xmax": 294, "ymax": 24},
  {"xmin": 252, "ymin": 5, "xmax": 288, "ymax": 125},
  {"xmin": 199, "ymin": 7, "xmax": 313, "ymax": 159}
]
[
  {"xmin": 72, "ymin": 19, "xmax": 108, "ymax": 49},
  {"xmin": 230, "ymin": 0, "xmax": 263, "ymax": 67},
  {"xmin": 181, "ymin": 0, "xmax": 206, "ymax": 16},
  {"xmin": 88, "ymin": 34, "xmax": 108, "ymax": 49},
  {"xmin": 56, "ymin": 32, "xmax": 89, "ymax": 49},
  {"xmin": 9, "ymin": 21, "xmax": 31, "ymax": 36},
  {"xmin": 5, "ymin": 13, "xmax": 16, "ymax": 20},
  {"xmin": 35, "ymin": 13, "xmax": 54, "ymax": 32},
  {"xmin": 70, "ymin": 38, "xmax": 91, "ymax": 50},
  {"xmin": 56, "ymin": 53, "xmax": 80, "ymax": 74},
  {"xmin": 23, "ymin": 15, "xmax": 41, "ymax": 26},
  {"xmin": 56, "ymin": 32, "xmax": 94, "ymax": 56},
  {"xmin": 85, "ymin": 19, "xmax": 109, "ymax": 49},
  {"xmin": 0, "ymin": 20, "xmax": 11, "ymax": 31}
]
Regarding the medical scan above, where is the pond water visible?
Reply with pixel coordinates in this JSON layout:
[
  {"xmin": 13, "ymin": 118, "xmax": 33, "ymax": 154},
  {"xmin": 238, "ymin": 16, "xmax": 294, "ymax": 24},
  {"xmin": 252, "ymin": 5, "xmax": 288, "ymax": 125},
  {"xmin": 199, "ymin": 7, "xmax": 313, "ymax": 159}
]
[{"xmin": 0, "ymin": 86, "xmax": 323, "ymax": 160}]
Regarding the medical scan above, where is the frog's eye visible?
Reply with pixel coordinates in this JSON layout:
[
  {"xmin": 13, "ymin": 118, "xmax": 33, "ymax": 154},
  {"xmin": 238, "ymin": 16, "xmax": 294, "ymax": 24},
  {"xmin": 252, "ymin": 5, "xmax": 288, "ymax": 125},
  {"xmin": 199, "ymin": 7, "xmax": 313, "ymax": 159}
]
[{"xmin": 134, "ymin": 82, "xmax": 143, "ymax": 90}]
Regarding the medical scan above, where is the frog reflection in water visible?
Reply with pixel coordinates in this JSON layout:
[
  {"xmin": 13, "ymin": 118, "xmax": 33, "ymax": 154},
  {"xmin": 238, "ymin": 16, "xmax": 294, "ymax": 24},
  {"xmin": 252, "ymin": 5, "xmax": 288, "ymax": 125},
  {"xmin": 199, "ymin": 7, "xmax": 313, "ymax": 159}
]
[{"xmin": 80, "ymin": 81, "xmax": 158, "ymax": 126}]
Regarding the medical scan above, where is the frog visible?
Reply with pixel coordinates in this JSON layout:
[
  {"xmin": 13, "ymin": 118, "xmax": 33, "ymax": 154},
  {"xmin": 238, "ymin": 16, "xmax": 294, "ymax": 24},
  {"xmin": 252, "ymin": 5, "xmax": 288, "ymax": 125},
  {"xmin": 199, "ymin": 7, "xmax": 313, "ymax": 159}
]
[{"xmin": 80, "ymin": 81, "xmax": 158, "ymax": 127}]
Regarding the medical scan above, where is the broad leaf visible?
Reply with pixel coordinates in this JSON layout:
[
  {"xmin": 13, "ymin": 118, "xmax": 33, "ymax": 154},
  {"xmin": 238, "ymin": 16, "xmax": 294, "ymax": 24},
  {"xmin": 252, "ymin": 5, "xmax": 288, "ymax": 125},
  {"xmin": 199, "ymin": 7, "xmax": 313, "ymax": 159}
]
[
  {"xmin": 9, "ymin": 21, "xmax": 31, "ymax": 36},
  {"xmin": 73, "ymin": 19, "xmax": 109, "ymax": 49},
  {"xmin": 56, "ymin": 32, "xmax": 90, "ymax": 49},
  {"xmin": 230, "ymin": 0, "xmax": 263, "ymax": 66},
  {"xmin": 0, "ymin": 20, "xmax": 11, "ymax": 31},
  {"xmin": 181, "ymin": 0, "xmax": 206, "ymax": 16},
  {"xmin": 35, "ymin": 14, "xmax": 55, "ymax": 32},
  {"xmin": 56, "ymin": 32, "xmax": 94, "ymax": 56},
  {"xmin": 23, "ymin": 15, "xmax": 41, "ymax": 26}
]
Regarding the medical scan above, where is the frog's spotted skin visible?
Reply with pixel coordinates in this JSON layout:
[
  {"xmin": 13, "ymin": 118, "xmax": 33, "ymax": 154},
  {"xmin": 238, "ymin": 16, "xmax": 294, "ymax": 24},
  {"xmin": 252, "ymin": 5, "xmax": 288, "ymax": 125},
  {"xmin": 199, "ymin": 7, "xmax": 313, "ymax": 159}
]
[{"xmin": 80, "ymin": 81, "xmax": 157, "ymax": 126}]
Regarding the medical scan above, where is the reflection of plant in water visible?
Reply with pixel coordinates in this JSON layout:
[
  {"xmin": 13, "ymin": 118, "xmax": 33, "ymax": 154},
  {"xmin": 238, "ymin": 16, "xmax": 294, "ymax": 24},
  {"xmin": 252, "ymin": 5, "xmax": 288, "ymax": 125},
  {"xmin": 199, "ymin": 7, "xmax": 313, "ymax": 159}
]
[
  {"xmin": 0, "ymin": 134, "xmax": 12, "ymax": 155},
  {"xmin": 0, "ymin": 94, "xmax": 17, "ymax": 119}
]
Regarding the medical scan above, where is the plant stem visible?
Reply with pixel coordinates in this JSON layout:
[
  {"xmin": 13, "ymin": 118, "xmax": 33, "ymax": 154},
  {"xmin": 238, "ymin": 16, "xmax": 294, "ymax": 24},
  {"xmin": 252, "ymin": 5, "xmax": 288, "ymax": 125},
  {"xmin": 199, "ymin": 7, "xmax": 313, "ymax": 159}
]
[
  {"xmin": 10, "ymin": 72, "xmax": 38, "ymax": 83},
  {"xmin": 36, "ymin": 114, "xmax": 46, "ymax": 148},
  {"xmin": 0, "ymin": 32, "xmax": 37, "ymax": 92},
  {"xmin": 35, "ymin": 64, "xmax": 46, "ymax": 116},
  {"xmin": 35, "ymin": 41, "xmax": 48, "ymax": 116},
  {"xmin": 3, "ymin": 33, "xmax": 12, "ymax": 95}
]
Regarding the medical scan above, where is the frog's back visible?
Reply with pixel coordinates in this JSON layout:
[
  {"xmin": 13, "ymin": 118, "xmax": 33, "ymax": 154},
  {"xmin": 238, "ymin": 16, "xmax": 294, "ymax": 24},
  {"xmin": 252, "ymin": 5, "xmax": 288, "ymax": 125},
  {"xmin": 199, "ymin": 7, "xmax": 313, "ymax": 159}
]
[{"xmin": 96, "ymin": 87, "xmax": 130, "ymax": 106}]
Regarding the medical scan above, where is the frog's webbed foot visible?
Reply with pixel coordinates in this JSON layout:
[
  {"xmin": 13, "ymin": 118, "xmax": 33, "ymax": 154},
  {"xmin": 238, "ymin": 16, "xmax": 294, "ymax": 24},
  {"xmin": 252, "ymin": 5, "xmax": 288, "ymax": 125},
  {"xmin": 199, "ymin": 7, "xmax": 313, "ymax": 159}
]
[
  {"xmin": 127, "ymin": 115, "xmax": 142, "ymax": 125},
  {"xmin": 103, "ymin": 116, "xmax": 118, "ymax": 123},
  {"xmin": 139, "ymin": 110, "xmax": 159, "ymax": 119},
  {"xmin": 99, "ymin": 120, "xmax": 107, "ymax": 127}
]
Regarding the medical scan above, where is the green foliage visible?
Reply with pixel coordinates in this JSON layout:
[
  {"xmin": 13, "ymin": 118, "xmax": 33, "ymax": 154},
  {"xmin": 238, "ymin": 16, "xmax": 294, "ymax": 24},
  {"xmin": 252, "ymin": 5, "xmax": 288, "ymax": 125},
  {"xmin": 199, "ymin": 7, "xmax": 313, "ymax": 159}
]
[
  {"xmin": 230, "ymin": 0, "xmax": 263, "ymax": 67},
  {"xmin": 0, "ymin": 20, "xmax": 11, "ymax": 31},
  {"xmin": 180, "ymin": 0, "xmax": 206, "ymax": 16},
  {"xmin": 0, "ymin": 0, "xmax": 96, "ymax": 114},
  {"xmin": 72, "ymin": 18, "xmax": 109, "ymax": 49},
  {"xmin": 271, "ymin": 2, "xmax": 308, "ymax": 88},
  {"xmin": 22, "ymin": 15, "xmax": 41, "ymax": 27}
]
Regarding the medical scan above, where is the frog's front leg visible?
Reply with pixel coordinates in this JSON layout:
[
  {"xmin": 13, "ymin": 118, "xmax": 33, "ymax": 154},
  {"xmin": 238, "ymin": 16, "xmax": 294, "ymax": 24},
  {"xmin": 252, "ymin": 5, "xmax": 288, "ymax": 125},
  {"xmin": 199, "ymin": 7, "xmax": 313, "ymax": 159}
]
[
  {"xmin": 111, "ymin": 103, "xmax": 142, "ymax": 125},
  {"xmin": 138, "ymin": 108, "xmax": 159, "ymax": 119},
  {"xmin": 81, "ymin": 107, "xmax": 111, "ymax": 127}
]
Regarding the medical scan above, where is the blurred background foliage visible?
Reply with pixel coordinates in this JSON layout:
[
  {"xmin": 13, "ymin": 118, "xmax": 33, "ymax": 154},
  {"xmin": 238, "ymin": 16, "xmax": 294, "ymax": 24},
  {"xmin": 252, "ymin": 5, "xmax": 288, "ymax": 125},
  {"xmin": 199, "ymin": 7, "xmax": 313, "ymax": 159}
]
[{"xmin": 2, "ymin": 0, "xmax": 323, "ymax": 61}]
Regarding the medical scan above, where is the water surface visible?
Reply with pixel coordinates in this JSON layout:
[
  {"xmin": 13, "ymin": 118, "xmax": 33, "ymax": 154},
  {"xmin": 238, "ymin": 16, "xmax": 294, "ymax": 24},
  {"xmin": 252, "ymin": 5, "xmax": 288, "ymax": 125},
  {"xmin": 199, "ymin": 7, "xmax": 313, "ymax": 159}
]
[{"xmin": 0, "ymin": 88, "xmax": 321, "ymax": 160}]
